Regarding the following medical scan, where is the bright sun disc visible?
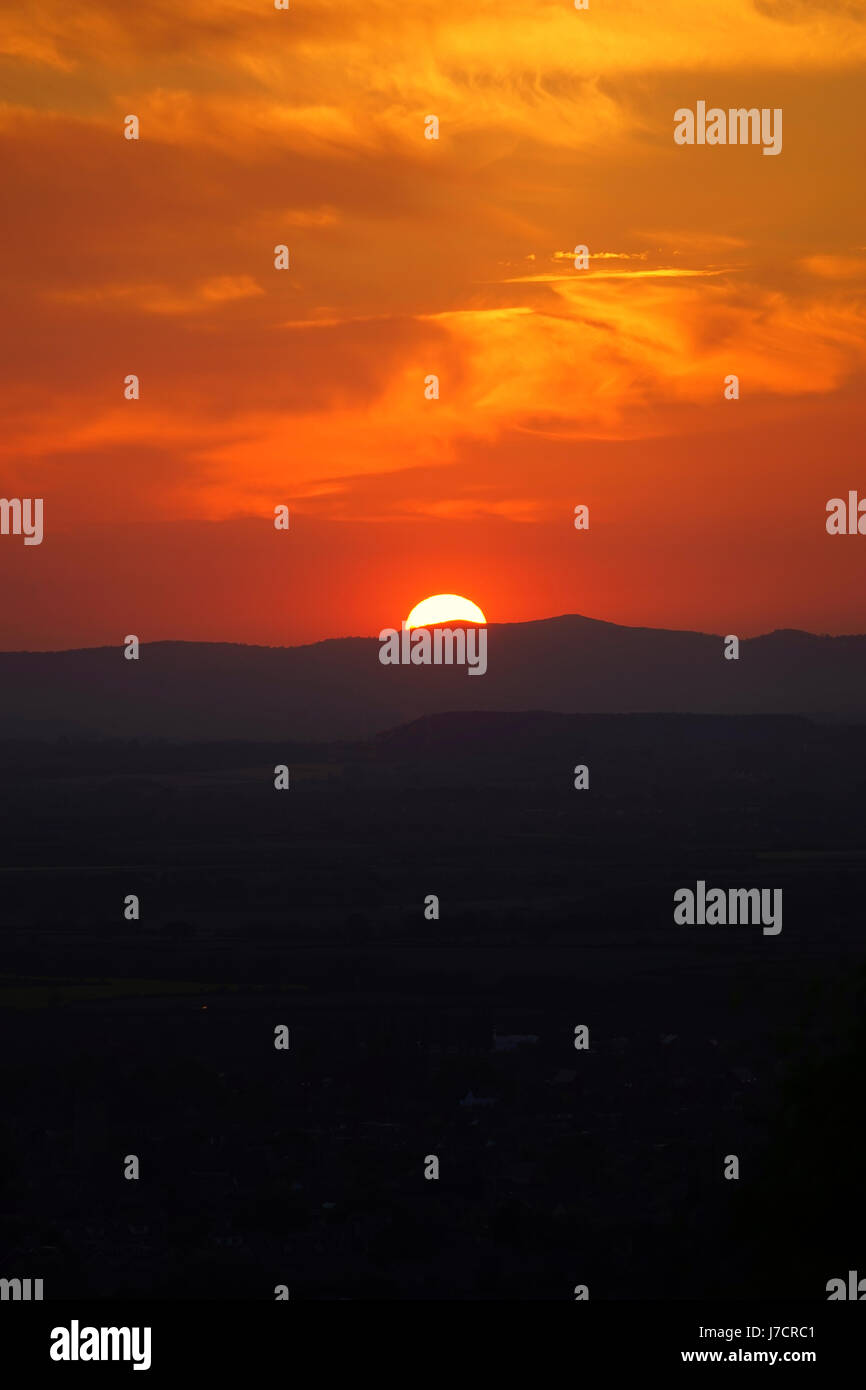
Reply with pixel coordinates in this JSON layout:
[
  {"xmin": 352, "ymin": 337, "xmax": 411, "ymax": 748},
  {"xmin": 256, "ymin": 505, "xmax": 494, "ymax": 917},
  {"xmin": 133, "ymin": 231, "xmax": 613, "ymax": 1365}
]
[{"xmin": 406, "ymin": 594, "xmax": 487, "ymax": 628}]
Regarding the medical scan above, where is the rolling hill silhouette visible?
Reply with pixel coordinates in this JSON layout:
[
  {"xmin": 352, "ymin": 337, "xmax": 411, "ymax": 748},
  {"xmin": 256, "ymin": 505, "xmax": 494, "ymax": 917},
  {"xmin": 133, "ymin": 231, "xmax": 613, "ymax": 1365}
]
[{"xmin": 1, "ymin": 613, "xmax": 865, "ymax": 740}]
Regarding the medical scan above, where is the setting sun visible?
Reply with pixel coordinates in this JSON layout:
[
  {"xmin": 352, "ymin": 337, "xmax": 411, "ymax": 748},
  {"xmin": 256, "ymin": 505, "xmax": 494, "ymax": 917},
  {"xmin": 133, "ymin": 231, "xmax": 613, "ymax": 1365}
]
[{"xmin": 406, "ymin": 594, "xmax": 487, "ymax": 629}]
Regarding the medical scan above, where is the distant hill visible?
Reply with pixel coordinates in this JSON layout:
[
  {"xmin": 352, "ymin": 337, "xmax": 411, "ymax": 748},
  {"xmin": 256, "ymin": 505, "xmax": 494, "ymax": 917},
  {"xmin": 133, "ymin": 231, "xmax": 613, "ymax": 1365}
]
[{"xmin": 1, "ymin": 614, "xmax": 865, "ymax": 740}]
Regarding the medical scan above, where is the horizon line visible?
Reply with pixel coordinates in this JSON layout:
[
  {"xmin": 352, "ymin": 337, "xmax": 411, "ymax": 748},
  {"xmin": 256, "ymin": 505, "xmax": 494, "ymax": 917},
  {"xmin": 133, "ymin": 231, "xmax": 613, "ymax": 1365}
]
[{"xmin": 0, "ymin": 612, "xmax": 858, "ymax": 657}]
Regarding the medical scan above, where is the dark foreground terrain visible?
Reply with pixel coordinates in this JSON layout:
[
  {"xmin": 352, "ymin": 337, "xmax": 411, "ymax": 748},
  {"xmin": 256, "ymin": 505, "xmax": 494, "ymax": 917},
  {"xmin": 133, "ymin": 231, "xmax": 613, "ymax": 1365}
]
[{"xmin": 1, "ymin": 711, "xmax": 864, "ymax": 1299}]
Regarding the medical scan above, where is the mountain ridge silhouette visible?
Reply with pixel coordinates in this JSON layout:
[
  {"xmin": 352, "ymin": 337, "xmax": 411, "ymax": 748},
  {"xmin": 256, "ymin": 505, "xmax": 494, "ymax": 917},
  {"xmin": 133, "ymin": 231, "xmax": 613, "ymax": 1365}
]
[{"xmin": 1, "ymin": 613, "xmax": 865, "ymax": 740}]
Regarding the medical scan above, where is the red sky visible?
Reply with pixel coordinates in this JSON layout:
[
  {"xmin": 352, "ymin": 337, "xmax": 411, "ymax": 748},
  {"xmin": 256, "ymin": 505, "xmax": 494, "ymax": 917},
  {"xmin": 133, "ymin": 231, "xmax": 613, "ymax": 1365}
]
[{"xmin": 1, "ymin": 0, "xmax": 865, "ymax": 648}]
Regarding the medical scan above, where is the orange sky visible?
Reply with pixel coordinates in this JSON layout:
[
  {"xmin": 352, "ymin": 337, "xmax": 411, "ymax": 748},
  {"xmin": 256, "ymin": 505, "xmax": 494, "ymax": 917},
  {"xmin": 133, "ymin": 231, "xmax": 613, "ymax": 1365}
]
[{"xmin": 1, "ymin": 0, "xmax": 865, "ymax": 649}]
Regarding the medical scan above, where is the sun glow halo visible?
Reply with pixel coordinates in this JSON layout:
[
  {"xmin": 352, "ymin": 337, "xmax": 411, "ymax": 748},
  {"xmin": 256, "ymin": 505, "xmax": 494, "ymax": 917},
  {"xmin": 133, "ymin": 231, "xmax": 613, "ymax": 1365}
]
[{"xmin": 406, "ymin": 594, "xmax": 486, "ymax": 629}]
